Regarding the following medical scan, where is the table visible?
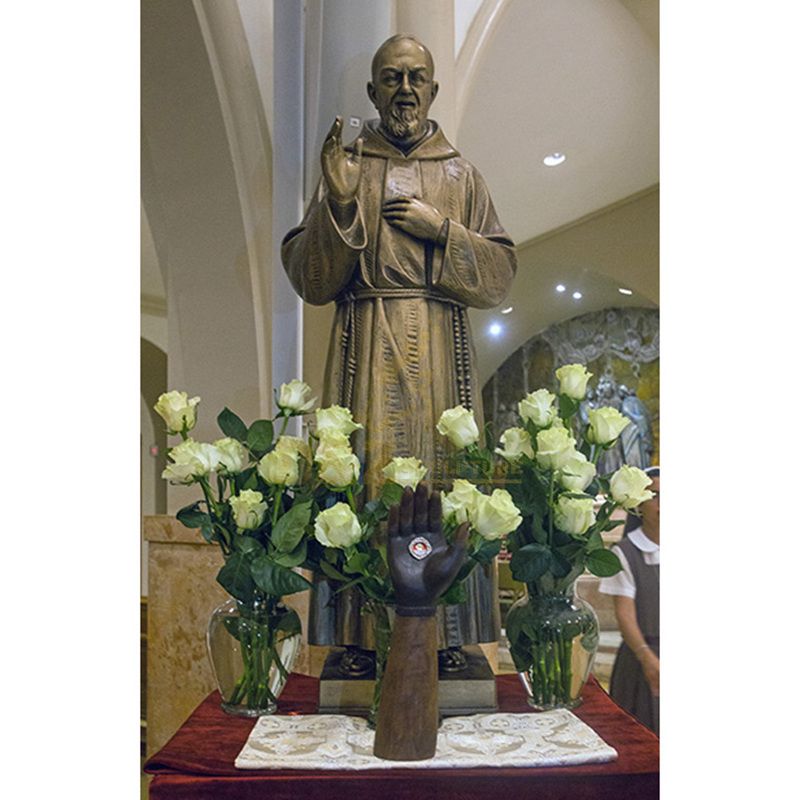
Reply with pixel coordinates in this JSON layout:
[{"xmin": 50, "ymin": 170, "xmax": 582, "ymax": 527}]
[{"xmin": 144, "ymin": 674, "xmax": 659, "ymax": 799}]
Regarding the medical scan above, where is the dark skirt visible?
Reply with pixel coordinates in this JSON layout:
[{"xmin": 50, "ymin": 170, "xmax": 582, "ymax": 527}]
[{"xmin": 609, "ymin": 641, "xmax": 659, "ymax": 735}]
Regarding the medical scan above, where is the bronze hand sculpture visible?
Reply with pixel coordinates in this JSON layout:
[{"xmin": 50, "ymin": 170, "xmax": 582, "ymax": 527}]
[{"xmin": 373, "ymin": 484, "xmax": 468, "ymax": 760}]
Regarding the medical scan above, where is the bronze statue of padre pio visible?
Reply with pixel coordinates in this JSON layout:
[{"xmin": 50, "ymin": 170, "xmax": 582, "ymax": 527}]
[{"xmin": 282, "ymin": 34, "xmax": 517, "ymax": 674}]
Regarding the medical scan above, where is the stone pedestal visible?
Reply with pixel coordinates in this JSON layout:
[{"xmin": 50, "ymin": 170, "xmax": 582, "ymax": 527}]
[{"xmin": 318, "ymin": 645, "xmax": 497, "ymax": 716}]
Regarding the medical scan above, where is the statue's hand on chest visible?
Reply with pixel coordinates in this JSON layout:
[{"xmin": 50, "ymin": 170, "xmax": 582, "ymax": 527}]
[{"xmin": 382, "ymin": 196, "xmax": 446, "ymax": 244}]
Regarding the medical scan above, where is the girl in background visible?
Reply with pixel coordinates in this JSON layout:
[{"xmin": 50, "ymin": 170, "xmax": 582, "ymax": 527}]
[{"xmin": 599, "ymin": 466, "xmax": 660, "ymax": 734}]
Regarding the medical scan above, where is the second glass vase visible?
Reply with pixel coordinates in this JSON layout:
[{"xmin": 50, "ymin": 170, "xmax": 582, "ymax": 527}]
[{"xmin": 506, "ymin": 582, "xmax": 599, "ymax": 710}]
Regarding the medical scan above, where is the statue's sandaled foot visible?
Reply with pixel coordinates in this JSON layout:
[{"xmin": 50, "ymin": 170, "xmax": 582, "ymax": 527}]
[
  {"xmin": 339, "ymin": 646, "xmax": 374, "ymax": 677},
  {"xmin": 438, "ymin": 646, "xmax": 468, "ymax": 673}
]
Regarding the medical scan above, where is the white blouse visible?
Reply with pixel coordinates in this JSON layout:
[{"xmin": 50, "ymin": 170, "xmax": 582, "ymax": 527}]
[{"xmin": 598, "ymin": 527, "xmax": 659, "ymax": 599}]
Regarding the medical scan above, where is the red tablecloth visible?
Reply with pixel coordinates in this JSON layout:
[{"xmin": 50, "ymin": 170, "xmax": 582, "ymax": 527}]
[{"xmin": 144, "ymin": 674, "xmax": 658, "ymax": 799}]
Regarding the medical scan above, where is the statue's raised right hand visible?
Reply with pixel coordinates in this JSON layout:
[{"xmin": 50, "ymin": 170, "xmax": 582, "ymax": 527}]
[{"xmin": 321, "ymin": 116, "xmax": 363, "ymax": 205}]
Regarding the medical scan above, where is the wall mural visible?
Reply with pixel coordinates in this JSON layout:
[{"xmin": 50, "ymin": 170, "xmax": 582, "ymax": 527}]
[{"xmin": 481, "ymin": 307, "xmax": 659, "ymax": 467}]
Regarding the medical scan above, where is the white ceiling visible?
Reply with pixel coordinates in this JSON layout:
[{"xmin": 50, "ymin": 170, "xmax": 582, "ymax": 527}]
[
  {"xmin": 454, "ymin": 0, "xmax": 659, "ymax": 378},
  {"xmin": 457, "ymin": 0, "xmax": 658, "ymax": 245}
]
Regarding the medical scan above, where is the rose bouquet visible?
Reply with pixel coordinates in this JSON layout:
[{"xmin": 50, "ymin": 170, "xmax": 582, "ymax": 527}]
[
  {"xmin": 436, "ymin": 364, "xmax": 654, "ymax": 709},
  {"xmin": 156, "ymin": 381, "xmax": 370, "ymax": 715}
]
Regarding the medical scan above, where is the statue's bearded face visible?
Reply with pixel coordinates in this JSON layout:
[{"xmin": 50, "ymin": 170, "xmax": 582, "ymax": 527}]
[{"xmin": 368, "ymin": 39, "xmax": 438, "ymax": 142}]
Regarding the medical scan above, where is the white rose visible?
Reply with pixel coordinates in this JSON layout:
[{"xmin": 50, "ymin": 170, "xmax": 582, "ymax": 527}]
[
  {"xmin": 518, "ymin": 389, "xmax": 557, "ymax": 428},
  {"xmin": 436, "ymin": 405, "xmax": 480, "ymax": 449},
  {"xmin": 382, "ymin": 457, "xmax": 428, "ymax": 490},
  {"xmin": 275, "ymin": 435, "xmax": 312, "ymax": 464},
  {"xmin": 587, "ymin": 407, "xmax": 630, "ymax": 445},
  {"xmin": 258, "ymin": 449, "xmax": 301, "ymax": 486},
  {"xmin": 213, "ymin": 437, "xmax": 250, "ymax": 475},
  {"xmin": 162, "ymin": 439, "xmax": 221, "ymax": 483},
  {"xmin": 274, "ymin": 435, "xmax": 312, "ymax": 481},
  {"xmin": 559, "ymin": 451, "xmax": 597, "ymax": 492},
  {"xmin": 314, "ymin": 502, "xmax": 363, "ymax": 549},
  {"xmin": 277, "ymin": 379, "xmax": 317, "ymax": 414},
  {"xmin": 315, "ymin": 405, "xmax": 363, "ymax": 437},
  {"xmin": 228, "ymin": 489, "xmax": 267, "ymax": 530},
  {"xmin": 535, "ymin": 427, "xmax": 578, "ymax": 470},
  {"xmin": 494, "ymin": 427, "xmax": 534, "ymax": 461},
  {"xmin": 154, "ymin": 390, "xmax": 201, "ymax": 435},
  {"xmin": 609, "ymin": 466, "xmax": 654, "ymax": 510},
  {"xmin": 555, "ymin": 364, "xmax": 592, "ymax": 400},
  {"xmin": 554, "ymin": 495, "xmax": 596, "ymax": 535},
  {"xmin": 441, "ymin": 479, "xmax": 482, "ymax": 525},
  {"xmin": 472, "ymin": 489, "xmax": 522, "ymax": 540},
  {"xmin": 314, "ymin": 430, "xmax": 352, "ymax": 460},
  {"xmin": 316, "ymin": 448, "xmax": 361, "ymax": 489}
]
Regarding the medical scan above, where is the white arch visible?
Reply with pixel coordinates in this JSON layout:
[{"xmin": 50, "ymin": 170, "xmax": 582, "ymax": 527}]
[{"xmin": 141, "ymin": 0, "xmax": 275, "ymax": 509}]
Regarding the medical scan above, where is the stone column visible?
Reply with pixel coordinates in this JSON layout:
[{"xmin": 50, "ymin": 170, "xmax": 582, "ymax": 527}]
[{"xmin": 393, "ymin": 0, "xmax": 456, "ymax": 143}]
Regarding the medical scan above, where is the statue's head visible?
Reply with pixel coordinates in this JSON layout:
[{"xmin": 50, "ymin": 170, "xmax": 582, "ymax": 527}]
[{"xmin": 368, "ymin": 34, "xmax": 439, "ymax": 144}]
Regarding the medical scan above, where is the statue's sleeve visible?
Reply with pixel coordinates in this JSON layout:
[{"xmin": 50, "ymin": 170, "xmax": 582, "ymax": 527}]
[
  {"xmin": 431, "ymin": 166, "xmax": 517, "ymax": 309},
  {"xmin": 281, "ymin": 182, "xmax": 368, "ymax": 306}
]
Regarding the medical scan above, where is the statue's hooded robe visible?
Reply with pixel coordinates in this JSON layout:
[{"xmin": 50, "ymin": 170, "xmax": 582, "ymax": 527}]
[{"xmin": 282, "ymin": 119, "xmax": 517, "ymax": 648}]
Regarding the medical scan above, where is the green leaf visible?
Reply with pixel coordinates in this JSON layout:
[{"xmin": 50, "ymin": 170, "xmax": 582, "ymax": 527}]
[
  {"xmin": 319, "ymin": 559, "xmax": 349, "ymax": 582},
  {"xmin": 246, "ymin": 420, "xmax": 274, "ymax": 457},
  {"xmin": 558, "ymin": 394, "xmax": 580, "ymax": 420},
  {"xmin": 472, "ymin": 538, "xmax": 502, "ymax": 564},
  {"xmin": 235, "ymin": 535, "xmax": 264, "ymax": 556},
  {"xmin": 510, "ymin": 544, "xmax": 551, "ymax": 583},
  {"xmin": 508, "ymin": 470, "xmax": 548, "ymax": 519},
  {"xmin": 176, "ymin": 504, "xmax": 209, "ymax": 529},
  {"xmin": 550, "ymin": 549, "xmax": 575, "ymax": 578},
  {"xmin": 250, "ymin": 556, "xmax": 312, "ymax": 596},
  {"xmin": 440, "ymin": 583, "xmax": 467, "ymax": 605},
  {"xmin": 272, "ymin": 500, "xmax": 312, "ymax": 552},
  {"xmin": 217, "ymin": 553, "xmax": 257, "ymax": 603},
  {"xmin": 586, "ymin": 531, "xmax": 604, "ymax": 552},
  {"xmin": 200, "ymin": 521, "xmax": 216, "ymax": 544},
  {"xmin": 601, "ymin": 517, "xmax": 625, "ymax": 533},
  {"xmin": 552, "ymin": 528, "xmax": 572, "ymax": 546},
  {"xmin": 380, "ymin": 480, "xmax": 404, "ymax": 508},
  {"xmin": 275, "ymin": 607, "xmax": 302, "ymax": 638},
  {"xmin": 271, "ymin": 539, "xmax": 307, "ymax": 568},
  {"xmin": 218, "ymin": 407, "xmax": 248, "ymax": 441},
  {"xmin": 344, "ymin": 550, "xmax": 371, "ymax": 575},
  {"xmin": 530, "ymin": 516, "xmax": 549, "ymax": 545},
  {"xmin": 586, "ymin": 548, "xmax": 622, "ymax": 577},
  {"xmin": 234, "ymin": 467, "xmax": 257, "ymax": 492},
  {"xmin": 581, "ymin": 627, "xmax": 600, "ymax": 652}
]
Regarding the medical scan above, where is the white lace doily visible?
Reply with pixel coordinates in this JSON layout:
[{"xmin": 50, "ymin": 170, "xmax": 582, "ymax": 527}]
[{"xmin": 235, "ymin": 711, "xmax": 617, "ymax": 770}]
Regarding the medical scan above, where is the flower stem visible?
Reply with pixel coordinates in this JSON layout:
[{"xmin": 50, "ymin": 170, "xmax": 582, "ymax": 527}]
[{"xmin": 272, "ymin": 487, "xmax": 283, "ymax": 527}]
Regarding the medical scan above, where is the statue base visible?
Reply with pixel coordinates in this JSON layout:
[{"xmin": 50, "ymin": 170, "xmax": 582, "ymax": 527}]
[{"xmin": 318, "ymin": 645, "xmax": 498, "ymax": 716}]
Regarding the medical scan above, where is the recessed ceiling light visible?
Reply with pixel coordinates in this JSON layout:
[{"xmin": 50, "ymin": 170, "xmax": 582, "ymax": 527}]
[
  {"xmin": 556, "ymin": 284, "xmax": 566, "ymax": 293},
  {"xmin": 500, "ymin": 306, "xmax": 513, "ymax": 314},
  {"xmin": 543, "ymin": 152, "xmax": 566, "ymax": 167},
  {"xmin": 488, "ymin": 323, "xmax": 502, "ymax": 337},
  {"xmin": 572, "ymin": 291, "xmax": 582, "ymax": 300},
  {"xmin": 618, "ymin": 288, "xmax": 633, "ymax": 296}
]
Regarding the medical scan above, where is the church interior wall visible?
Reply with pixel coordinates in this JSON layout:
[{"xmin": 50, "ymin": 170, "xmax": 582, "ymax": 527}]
[{"xmin": 139, "ymin": 0, "xmax": 659, "ymax": 764}]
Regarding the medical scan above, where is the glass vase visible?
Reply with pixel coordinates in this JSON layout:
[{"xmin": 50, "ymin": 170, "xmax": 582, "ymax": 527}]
[
  {"xmin": 365, "ymin": 600, "xmax": 392, "ymax": 730},
  {"xmin": 506, "ymin": 582, "xmax": 599, "ymax": 710},
  {"xmin": 206, "ymin": 596, "xmax": 301, "ymax": 717}
]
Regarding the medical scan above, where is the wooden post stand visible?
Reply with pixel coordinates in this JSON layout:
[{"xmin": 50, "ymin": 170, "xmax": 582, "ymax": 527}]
[{"xmin": 373, "ymin": 615, "xmax": 439, "ymax": 760}]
